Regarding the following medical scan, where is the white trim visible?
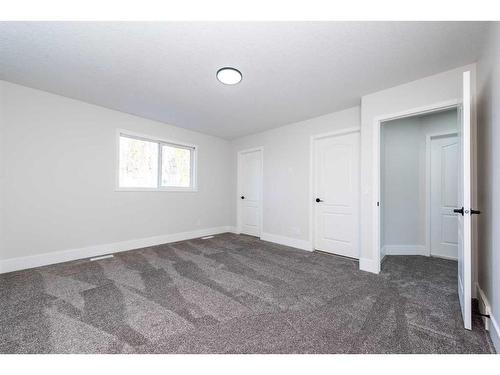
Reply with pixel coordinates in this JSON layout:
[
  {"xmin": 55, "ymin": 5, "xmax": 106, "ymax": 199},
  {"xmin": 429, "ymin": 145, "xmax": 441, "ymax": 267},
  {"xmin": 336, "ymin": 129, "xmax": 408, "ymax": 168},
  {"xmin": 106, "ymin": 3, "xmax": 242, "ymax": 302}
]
[
  {"xmin": 115, "ymin": 128, "xmax": 198, "ymax": 192},
  {"xmin": 430, "ymin": 253, "xmax": 458, "ymax": 261},
  {"xmin": 471, "ymin": 68, "xmax": 479, "ymax": 300},
  {"xmin": 359, "ymin": 257, "xmax": 379, "ymax": 273},
  {"xmin": 373, "ymin": 100, "xmax": 460, "ymax": 125},
  {"xmin": 310, "ymin": 126, "xmax": 361, "ymax": 141},
  {"xmin": 117, "ymin": 129, "xmax": 198, "ymax": 150},
  {"xmin": 381, "ymin": 246, "xmax": 387, "ymax": 261},
  {"xmin": 461, "ymin": 71, "xmax": 473, "ymax": 330},
  {"xmin": 373, "ymin": 99, "xmax": 460, "ymax": 274},
  {"xmin": 90, "ymin": 254, "xmax": 114, "ymax": 261},
  {"xmin": 476, "ymin": 283, "xmax": 492, "ymax": 330},
  {"xmin": 309, "ymin": 127, "xmax": 361, "ymax": 258},
  {"xmin": 382, "ymin": 245, "xmax": 428, "ymax": 256},
  {"xmin": 0, "ymin": 226, "xmax": 237, "ymax": 274},
  {"xmin": 260, "ymin": 232, "xmax": 313, "ymax": 252},
  {"xmin": 425, "ymin": 131, "xmax": 458, "ymax": 258},
  {"xmin": 115, "ymin": 187, "xmax": 199, "ymax": 192},
  {"xmin": 476, "ymin": 283, "xmax": 500, "ymax": 353},
  {"xmin": 236, "ymin": 147, "xmax": 264, "ymax": 238},
  {"xmin": 381, "ymin": 246, "xmax": 458, "ymax": 260}
]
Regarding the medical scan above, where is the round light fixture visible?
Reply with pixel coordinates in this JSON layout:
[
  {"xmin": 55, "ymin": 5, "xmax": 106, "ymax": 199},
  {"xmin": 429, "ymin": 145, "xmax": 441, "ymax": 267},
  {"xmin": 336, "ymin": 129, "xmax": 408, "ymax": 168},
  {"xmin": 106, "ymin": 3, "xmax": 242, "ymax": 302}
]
[{"xmin": 216, "ymin": 67, "xmax": 242, "ymax": 85}]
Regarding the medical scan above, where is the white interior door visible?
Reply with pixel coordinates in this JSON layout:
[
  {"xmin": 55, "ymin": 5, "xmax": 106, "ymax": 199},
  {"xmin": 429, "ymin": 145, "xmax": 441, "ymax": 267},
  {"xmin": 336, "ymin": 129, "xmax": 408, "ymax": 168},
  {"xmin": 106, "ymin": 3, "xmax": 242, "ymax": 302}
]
[
  {"xmin": 314, "ymin": 132, "xmax": 360, "ymax": 258},
  {"xmin": 456, "ymin": 71, "xmax": 472, "ymax": 330},
  {"xmin": 238, "ymin": 149, "xmax": 262, "ymax": 237},
  {"xmin": 430, "ymin": 134, "xmax": 459, "ymax": 260}
]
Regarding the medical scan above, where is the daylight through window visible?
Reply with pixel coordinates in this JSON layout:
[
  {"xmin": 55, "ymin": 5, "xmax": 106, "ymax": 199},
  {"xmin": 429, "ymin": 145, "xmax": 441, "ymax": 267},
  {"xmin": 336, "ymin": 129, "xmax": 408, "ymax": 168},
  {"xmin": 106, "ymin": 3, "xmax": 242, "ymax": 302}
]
[{"xmin": 118, "ymin": 132, "xmax": 196, "ymax": 191}]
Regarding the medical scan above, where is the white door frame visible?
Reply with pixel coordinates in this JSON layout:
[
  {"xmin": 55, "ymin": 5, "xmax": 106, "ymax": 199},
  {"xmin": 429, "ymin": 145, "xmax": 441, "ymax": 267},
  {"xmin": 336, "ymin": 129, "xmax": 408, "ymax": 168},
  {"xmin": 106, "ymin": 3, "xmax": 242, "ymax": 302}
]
[
  {"xmin": 425, "ymin": 130, "xmax": 459, "ymax": 258},
  {"xmin": 372, "ymin": 99, "xmax": 461, "ymax": 272},
  {"xmin": 309, "ymin": 127, "xmax": 361, "ymax": 254},
  {"xmin": 236, "ymin": 147, "xmax": 264, "ymax": 237}
]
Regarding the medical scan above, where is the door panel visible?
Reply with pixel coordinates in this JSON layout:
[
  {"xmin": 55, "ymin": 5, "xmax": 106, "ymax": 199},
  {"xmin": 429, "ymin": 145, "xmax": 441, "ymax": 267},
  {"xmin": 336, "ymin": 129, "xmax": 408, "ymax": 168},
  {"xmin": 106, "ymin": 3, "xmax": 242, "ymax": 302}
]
[
  {"xmin": 314, "ymin": 132, "xmax": 360, "ymax": 258},
  {"xmin": 442, "ymin": 143, "xmax": 459, "ymax": 206},
  {"xmin": 457, "ymin": 71, "xmax": 472, "ymax": 330},
  {"xmin": 430, "ymin": 135, "xmax": 458, "ymax": 259},
  {"xmin": 238, "ymin": 150, "xmax": 262, "ymax": 237},
  {"xmin": 324, "ymin": 213, "xmax": 352, "ymax": 242},
  {"xmin": 441, "ymin": 215, "xmax": 458, "ymax": 245},
  {"xmin": 320, "ymin": 145, "xmax": 352, "ymax": 205}
]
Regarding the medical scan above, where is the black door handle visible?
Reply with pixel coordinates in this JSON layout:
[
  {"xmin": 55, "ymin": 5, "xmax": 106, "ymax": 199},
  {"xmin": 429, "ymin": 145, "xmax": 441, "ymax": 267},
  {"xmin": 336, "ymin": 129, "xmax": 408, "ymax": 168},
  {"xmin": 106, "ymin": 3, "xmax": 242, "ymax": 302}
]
[
  {"xmin": 315, "ymin": 198, "xmax": 323, "ymax": 203},
  {"xmin": 471, "ymin": 209, "xmax": 481, "ymax": 215},
  {"xmin": 241, "ymin": 196, "xmax": 245, "ymax": 200},
  {"xmin": 453, "ymin": 207, "xmax": 464, "ymax": 216}
]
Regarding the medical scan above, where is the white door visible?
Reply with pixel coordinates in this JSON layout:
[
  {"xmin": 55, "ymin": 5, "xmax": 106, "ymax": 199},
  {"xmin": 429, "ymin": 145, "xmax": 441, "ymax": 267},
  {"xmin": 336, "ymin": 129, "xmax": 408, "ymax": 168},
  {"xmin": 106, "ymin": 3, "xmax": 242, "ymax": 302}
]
[
  {"xmin": 238, "ymin": 149, "xmax": 262, "ymax": 237},
  {"xmin": 456, "ymin": 71, "xmax": 472, "ymax": 330},
  {"xmin": 314, "ymin": 132, "xmax": 360, "ymax": 258},
  {"xmin": 430, "ymin": 134, "xmax": 459, "ymax": 260}
]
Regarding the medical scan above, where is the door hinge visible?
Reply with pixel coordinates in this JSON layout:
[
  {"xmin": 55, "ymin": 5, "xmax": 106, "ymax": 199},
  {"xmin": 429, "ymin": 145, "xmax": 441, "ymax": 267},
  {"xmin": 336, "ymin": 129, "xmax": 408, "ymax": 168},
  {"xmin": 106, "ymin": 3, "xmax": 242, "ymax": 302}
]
[{"xmin": 377, "ymin": 201, "xmax": 379, "ymax": 207}]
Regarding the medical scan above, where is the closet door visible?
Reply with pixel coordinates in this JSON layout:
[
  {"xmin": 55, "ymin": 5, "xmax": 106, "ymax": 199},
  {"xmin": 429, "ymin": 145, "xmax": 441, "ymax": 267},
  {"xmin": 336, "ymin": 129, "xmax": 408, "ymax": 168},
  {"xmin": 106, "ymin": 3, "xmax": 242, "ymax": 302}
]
[{"xmin": 430, "ymin": 134, "xmax": 459, "ymax": 259}]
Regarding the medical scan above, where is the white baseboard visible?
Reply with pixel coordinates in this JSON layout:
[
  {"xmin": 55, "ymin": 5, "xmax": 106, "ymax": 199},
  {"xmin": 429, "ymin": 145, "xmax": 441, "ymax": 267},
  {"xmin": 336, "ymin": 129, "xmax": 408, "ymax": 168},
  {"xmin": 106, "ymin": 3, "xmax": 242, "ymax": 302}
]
[
  {"xmin": 260, "ymin": 232, "xmax": 313, "ymax": 252},
  {"xmin": 383, "ymin": 245, "xmax": 428, "ymax": 256},
  {"xmin": 430, "ymin": 253, "xmax": 458, "ymax": 261},
  {"xmin": 359, "ymin": 257, "xmax": 380, "ymax": 274},
  {"xmin": 476, "ymin": 283, "xmax": 500, "ymax": 353},
  {"xmin": 225, "ymin": 226, "xmax": 238, "ymax": 234},
  {"xmin": 0, "ymin": 226, "xmax": 237, "ymax": 274}
]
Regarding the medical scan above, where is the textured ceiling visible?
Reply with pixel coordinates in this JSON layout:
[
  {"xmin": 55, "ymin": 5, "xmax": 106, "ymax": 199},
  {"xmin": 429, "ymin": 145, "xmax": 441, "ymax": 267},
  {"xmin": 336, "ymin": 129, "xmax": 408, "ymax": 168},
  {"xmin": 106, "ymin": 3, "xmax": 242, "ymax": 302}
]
[{"xmin": 0, "ymin": 22, "xmax": 489, "ymax": 139}]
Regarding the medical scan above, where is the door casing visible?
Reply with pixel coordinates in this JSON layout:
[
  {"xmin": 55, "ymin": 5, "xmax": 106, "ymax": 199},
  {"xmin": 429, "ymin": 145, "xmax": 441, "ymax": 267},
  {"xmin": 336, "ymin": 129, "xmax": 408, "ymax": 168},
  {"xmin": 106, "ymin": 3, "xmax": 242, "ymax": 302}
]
[{"xmin": 372, "ymin": 100, "xmax": 465, "ymax": 274}]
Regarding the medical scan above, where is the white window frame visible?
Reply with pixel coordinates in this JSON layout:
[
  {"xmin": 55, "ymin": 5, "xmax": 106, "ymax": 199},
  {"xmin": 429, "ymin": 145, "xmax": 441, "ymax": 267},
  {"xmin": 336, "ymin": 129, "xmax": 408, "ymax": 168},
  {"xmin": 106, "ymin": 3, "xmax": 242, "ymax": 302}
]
[{"xmin": 115, "ymin": 129, "xmax": 198, "ymax": 192}]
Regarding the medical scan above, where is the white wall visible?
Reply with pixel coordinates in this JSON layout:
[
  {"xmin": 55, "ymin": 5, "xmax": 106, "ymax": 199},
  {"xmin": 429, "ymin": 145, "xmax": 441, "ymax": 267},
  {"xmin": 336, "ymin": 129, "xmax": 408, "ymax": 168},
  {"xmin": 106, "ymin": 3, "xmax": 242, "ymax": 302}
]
[
  {"xmin": 477, "ymin": 22, "xmax": 500, "ymax": 352},
  {"xmin": 381, "ymin": 110, "xmax": 457, "ymax": 258},
  {"xmin": 231, "ymin": 63, "xmax": 471, "ymax": 265},
  {"xmin": 0, "ymin": 81, "xmax": 235, "ymax": 268},
  {"xmin": 231, "ymin": 107, "xmax": 360, "ymax": 249},
  {"xmin": 381, "ymin": 117, "xmax": 422, "ymax": 251},
  {"xmin": 360, "ymin": 64, "xmax": 476, "ymax": 273},
  {"xmin": 420, "ymin": 109, "xmax": 459, "ymax": 135}
]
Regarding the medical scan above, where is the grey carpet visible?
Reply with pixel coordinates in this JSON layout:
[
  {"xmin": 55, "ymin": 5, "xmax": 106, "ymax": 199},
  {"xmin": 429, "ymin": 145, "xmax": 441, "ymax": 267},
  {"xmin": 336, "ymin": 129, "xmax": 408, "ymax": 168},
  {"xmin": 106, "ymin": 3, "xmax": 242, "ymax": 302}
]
[{"xmin": 0, "ymin": 233, "xmax": 495, "ymax": 353}]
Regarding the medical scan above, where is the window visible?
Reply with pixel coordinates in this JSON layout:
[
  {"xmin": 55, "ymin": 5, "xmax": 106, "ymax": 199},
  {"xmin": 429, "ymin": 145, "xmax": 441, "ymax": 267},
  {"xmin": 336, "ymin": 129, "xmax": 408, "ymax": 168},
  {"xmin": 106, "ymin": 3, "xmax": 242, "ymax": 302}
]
[
  {"xmin": 119, "ymin": 135, "xmax": 159, "ymax": 188},
  {"xmin": 118, "ymin": 131, "xmax": 197, "ymax": 191}
]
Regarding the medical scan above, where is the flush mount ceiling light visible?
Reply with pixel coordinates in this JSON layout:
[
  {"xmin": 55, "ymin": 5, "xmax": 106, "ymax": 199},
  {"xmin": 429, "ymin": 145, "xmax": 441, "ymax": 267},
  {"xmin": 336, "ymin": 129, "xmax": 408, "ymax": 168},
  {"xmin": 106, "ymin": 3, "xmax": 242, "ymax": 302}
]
[{"xmin": 216, "ymin": 67, "xmax": 242, "ymax": 85}]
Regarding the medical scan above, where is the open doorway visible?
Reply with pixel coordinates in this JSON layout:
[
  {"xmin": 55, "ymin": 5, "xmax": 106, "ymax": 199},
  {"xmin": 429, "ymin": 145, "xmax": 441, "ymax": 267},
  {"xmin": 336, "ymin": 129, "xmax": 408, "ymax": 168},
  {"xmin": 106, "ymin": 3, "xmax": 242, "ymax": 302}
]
[
  {"xmin": 374, "ymin": 71, "xmax": 474, "ymax": 330},
  {"xmin": 380, "ymin": 108, "xmax": 459, "ymax": 261}
]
